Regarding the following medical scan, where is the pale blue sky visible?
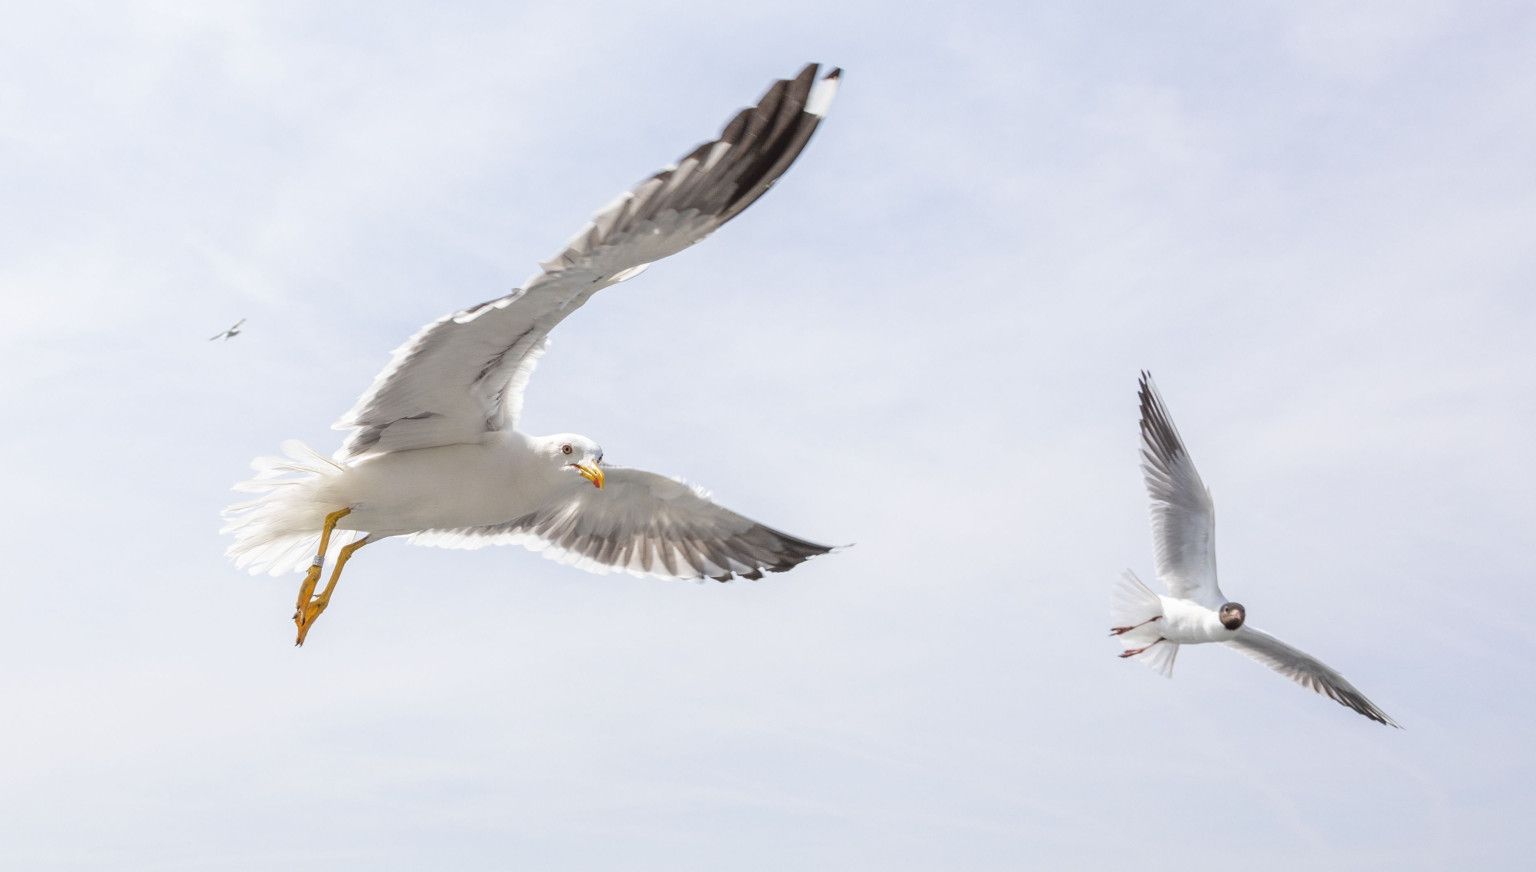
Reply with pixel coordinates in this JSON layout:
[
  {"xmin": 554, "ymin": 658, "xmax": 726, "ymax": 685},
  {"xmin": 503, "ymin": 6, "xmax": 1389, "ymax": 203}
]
[{"xmin": 2, "ymin": 1, "xmax": 1534, "ymax": 869}]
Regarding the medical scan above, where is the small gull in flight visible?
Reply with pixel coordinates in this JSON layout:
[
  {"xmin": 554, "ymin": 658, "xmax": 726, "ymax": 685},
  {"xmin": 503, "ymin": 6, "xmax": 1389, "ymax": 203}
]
[
  {"xmin": 223, "ymin": 64, "xmax": 842, "ymax": 644},
  {"xmin": 209, "ymin": 318, "xmax": 245, "ymax": 341},
  {"xmin": 1112, "ymin": 372, "xmax": 1398, "ymax": 727}
]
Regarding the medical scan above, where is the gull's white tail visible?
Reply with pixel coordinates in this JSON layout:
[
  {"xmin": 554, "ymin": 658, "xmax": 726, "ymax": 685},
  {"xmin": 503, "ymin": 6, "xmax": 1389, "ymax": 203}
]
[
  {"xmin": 1112, "ymin": 570, "xmax": 1179, "ymax": 677},
  {"xmin": 222, "ymin": 441, "xmax": 355, "ymax": 576}
]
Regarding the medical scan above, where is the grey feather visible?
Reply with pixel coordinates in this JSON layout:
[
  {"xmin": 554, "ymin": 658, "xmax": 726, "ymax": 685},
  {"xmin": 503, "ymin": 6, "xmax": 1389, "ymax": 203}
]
[
  {"xmin": 1138, "ymin": 372, "xmax": 1224, "ymax": 606},
  {"xmin": 335, "ymin": 65, "xmax": 840, "ymax": 459},
  {"xmin": 1227, "ymin": 626, "xmax": 1400, "ymax": 727},
  {"xmin": 408, "ymin": 466, "xmax": 833, "ymax": 582}
]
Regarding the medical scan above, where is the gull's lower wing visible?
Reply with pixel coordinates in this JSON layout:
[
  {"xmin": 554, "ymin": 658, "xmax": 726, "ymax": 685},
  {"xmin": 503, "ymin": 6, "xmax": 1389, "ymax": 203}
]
[
  {"xmin": 1226, "ymin": 626, "xmax": 1399, "ymax": 727},
  {"xmin": 335, "ymin": 64, "xmax": 841, "ymax": 459},
  {"xmin": 409, "ymin": 467, "xmax": 833, "ymax": 581},
  {"xmin": 1138, "ymin": 372, "xmax": 1224, "ymax": 605}
]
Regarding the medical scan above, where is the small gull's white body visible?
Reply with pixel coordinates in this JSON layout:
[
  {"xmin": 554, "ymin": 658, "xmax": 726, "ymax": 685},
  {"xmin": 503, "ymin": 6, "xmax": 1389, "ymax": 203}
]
[
  {"xmin": 223, "ymin": 65, "xmax": 842, "ymax": 641},
  {"xmin": 1112, "ymin": 372, "xmax": 1398, "ymax": 727}
]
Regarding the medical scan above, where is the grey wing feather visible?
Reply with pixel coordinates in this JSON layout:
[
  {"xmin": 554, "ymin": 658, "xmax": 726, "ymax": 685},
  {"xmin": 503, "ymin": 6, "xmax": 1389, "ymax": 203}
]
[
  {"xmin": 1227, "ymin": 626, "xmax": 1399, "ymax": 727},
  {"xmin": 408, "ymin": 466, "xmax": 833, "ymax": 581},
  {"xmin": 1139, "ymin": 372, "xmax": 1224, "ymax": 605},
  {"xmin": 335, "ymin": 65, "xmax": 841, "ymax": 459}
]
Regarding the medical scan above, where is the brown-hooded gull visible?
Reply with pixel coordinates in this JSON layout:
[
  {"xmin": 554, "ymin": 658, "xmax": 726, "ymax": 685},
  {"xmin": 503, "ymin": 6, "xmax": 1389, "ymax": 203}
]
[{"xmin": 1112, "ymin": 372, "xmax": 1399, "ymax": 727}]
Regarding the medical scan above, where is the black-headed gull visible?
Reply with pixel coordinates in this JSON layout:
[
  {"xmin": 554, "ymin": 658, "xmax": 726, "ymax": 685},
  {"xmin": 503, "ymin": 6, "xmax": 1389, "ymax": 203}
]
[{"xmin": 1112, "ymin": 372, "xmax": 1399, "ymax": 727}]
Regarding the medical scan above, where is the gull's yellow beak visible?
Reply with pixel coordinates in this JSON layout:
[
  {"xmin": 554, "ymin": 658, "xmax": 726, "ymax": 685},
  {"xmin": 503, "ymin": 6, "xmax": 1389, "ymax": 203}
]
[{"xmin": 574, "ymin": 460, "xmax": 605, "ymax": 489}]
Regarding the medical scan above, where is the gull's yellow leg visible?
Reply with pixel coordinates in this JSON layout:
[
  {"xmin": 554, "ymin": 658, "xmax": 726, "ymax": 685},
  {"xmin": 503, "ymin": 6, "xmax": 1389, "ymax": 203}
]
[
  {"xmin": 293, "ymin": 507, "xmax": 351, "ymax": 638},
  {"xmin": 294, "ymin": 534, "xmax": 371, "ymax": 647}
]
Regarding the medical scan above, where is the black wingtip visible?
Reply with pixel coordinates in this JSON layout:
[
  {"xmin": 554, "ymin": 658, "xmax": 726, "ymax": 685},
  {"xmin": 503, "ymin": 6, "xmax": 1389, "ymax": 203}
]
[{"xmin": 825, "ymin": 67, "xmax": 843, "ymax": 80}]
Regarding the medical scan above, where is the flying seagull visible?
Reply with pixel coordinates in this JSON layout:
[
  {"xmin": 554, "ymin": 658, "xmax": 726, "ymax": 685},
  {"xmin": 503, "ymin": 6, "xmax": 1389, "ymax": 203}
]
[
  {"xmin": 223, "ymin": 64, "xmax": 842, "ymax": 645},
  {"xmin": 1112, "ymin": 372, "xmax": 1398, "ymax": 727},
  {"xmin": 209, "ymin": 318, "xmax": 245, "ymax": 341}
]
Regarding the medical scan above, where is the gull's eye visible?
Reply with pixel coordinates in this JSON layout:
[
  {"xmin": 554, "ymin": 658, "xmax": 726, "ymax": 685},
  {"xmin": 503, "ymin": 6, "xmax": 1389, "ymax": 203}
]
[{"xmin": 561, "ymin": 444, "xmax": 573, "ymax": 456}]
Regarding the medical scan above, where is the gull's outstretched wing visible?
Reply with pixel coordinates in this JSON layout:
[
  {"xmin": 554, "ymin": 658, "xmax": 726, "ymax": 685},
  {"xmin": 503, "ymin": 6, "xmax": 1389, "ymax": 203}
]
[
  {"xmin": 1227, "ymin": 626, "xmax": 1399, "ymax": 727},
  {"xmin": 1138, "ymin": 372, "xmax": 1225, "ymax": 606},
  {"xmin": 336, "ymin": 64, "xmax": 841, "ymax": 459},
  {"xmin": 408, "ymin": 467, "xmax": 833, "ymax": 582}
]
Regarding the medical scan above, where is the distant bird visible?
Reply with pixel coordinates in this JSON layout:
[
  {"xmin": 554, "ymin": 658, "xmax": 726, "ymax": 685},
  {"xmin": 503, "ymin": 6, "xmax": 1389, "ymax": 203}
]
[
  {"xmin": 223, "ymin": 64, "xmax": 842, "ymax": 645},
  {"xmin": 209, "ymin": 318, "xmax": 246, "ymax": 341},
  {"xmin": 1112, "ymin": 372, "xmax": 1398, "ymax": 727}
]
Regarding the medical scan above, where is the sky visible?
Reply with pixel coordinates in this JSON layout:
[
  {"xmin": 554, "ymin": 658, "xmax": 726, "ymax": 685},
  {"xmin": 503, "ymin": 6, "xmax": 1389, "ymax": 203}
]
[{"xmin": 2, "ymin": 1, "xmax": 1534, "ymax": 869}]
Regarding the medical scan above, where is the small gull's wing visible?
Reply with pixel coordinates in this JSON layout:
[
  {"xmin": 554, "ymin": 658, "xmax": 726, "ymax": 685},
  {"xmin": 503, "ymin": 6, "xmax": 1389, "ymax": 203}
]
[
  {"xmin": 211, "ymin": 318, "xmax": 245, "ymax": 341},
  {"xmin": 1227, "ymin": 626, "xmax": 1399, "ymax": 727},
  {"xmin": 1139, "ymin": 372, "xmax": 1224, "ymax": 606},
  {"xmin": 409, "ymin": 467, "xmax": 833, "ymax": 581},
  {"xmin": 336, "ymin": 64, "xmax": 841, "ymax": 459}
]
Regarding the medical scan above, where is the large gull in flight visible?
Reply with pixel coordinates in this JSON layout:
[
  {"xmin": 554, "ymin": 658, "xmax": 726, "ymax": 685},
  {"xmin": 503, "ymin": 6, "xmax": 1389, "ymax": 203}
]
[
  {"xmin": 1112, "ymin": 372, "xmax": 1398, "ymax": 726},
  {"xmin": 224, "ymin": 64, "xmax": 842, "ymax": 644}
]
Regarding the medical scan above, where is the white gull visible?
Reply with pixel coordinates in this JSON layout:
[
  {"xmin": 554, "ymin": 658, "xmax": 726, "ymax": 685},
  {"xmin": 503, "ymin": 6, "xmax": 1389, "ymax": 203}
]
[
  {"xmin": 223, "ymin": 65, "xmax": 842, "ymax": 644},
  {"xmin": 1112, "ymin": 372, "xmax": 1398, "ymax": 727}
]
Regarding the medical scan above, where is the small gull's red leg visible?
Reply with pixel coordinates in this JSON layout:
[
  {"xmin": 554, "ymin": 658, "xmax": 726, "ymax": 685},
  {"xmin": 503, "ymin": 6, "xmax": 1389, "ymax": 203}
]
[
  {"xmin": 1118, "ymin": 637, "xmax": 1166, "ymax": 658},
  {"xmin": 1109, "ymin": 615, "xmax": 1162, "ymax": 636}
]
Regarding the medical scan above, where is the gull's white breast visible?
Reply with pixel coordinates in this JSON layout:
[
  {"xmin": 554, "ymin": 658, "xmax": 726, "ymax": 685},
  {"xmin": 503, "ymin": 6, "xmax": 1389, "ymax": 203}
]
[
  {"xmin": 334, "ymin": 434, "xmax": 553, "ymax": 536},
  {"xmin": 1158, "ymin": 596, "xmax": 1239, "ymax": 645}
]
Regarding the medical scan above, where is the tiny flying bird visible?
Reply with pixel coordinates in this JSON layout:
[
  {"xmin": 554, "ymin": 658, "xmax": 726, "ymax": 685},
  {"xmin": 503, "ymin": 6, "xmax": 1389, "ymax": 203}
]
[
  {"xmin": 1112, "ymin": 372, "xmax": 1399, "ymax": 726},
  {"xmin": 224, "ymin": 64, "xmax": 842, "ymax": 645},
  {"xmin": 209, "ymin": 318, "xmax": 245, "ymax": 341}
]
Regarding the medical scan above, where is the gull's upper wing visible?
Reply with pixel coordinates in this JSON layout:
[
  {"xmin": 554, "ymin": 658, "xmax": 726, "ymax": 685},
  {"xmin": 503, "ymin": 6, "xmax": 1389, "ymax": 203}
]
[
  {"xmin": 211, "ymin": 318, "xmax": 246, "ymax": 341},
  {"xmin": 335, "ymin": 64, "xmax": 841, "ymax": 459},
  {"xmin": 1227, "ymin": 626, "xmax": 1399, "ymax": 727},
  {"xmin": 408, "ymin": 467, "xmax": 833, "ymax": 581},
  {"xmin": 1139, "ymin": 371, "xmax": 1225, "ymax": 606}
]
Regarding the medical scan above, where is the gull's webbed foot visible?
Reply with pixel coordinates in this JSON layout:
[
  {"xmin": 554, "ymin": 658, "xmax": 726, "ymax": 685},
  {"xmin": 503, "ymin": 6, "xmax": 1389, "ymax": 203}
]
[
  {"xmin": 1118, "ymin": 638, "xmax": 1165, "ymax": 658},
  {"xmin": 292, "ymin": 534, "xmax": 371, "ymax": 647},
  {"xmin": 290, "ymin": 508, "xmax": 354, "ymax": 647},
  {"xmin": 293, "ymin": 561, "xmax": 322, "ymax": 615},
  {"xmin": 292, "ymin": 558, "xmax": 325, "ymax": 645},
  {"xmin": 294, "ymin": 591, "xmax": 330, "ymax": 646}
]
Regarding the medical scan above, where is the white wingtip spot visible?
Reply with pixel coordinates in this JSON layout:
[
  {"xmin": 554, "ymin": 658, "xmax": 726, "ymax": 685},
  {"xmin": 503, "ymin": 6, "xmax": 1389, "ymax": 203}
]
[
  {"xmin": 806, "ymin": 67, "xmax": 840, "ymax": 117},
  {"xmin": 609, "ymin": 263, "xmax": 650, "ymax": 284}
]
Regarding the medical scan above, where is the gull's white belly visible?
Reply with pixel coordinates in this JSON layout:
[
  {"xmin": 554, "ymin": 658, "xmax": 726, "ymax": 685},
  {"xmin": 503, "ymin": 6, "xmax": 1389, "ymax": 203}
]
[
  {"xmin": 1158, "ymin": 596, "xmax": 1239, "ymax": 645},
  {"xmin": 331, "ymin": 441, "xmax": 550, "ymax": 536}
]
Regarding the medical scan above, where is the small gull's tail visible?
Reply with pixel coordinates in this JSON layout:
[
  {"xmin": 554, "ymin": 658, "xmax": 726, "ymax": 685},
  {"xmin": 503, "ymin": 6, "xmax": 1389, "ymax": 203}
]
[
  {"xmin": 1112, "ymin": 570, "xmax": 1178, "ymax": 677},
  {"xmin": 221, "ymin": 440, "xmax": 355, "ymax": 576}
]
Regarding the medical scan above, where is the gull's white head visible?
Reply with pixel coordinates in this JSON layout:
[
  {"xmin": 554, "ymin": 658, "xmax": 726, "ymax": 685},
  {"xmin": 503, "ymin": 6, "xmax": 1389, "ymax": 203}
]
[
  {"xmin": 1219, "ymin": 602, "xmax": 1247, "ymax": 630},
  {"xmin": 535, "ymin": 433, "xmax": 605, "ymax": 489}
]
